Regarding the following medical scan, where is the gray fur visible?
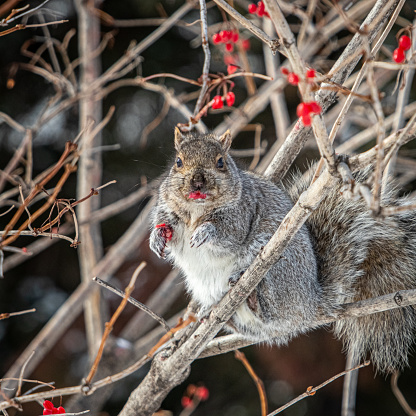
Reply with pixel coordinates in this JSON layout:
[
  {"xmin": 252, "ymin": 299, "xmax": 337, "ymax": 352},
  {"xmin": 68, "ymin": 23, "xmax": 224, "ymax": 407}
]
[{"xmin": 149, "ymin": 131, "xmax": 416, "ymax": 373}]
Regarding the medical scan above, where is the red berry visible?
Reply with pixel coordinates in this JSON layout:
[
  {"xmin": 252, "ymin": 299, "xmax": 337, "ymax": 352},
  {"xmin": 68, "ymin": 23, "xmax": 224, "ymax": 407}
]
[
  {"xmin": 232, "ymin": 31, "xmax": 239, "ymax": 43},
  {"xmin": 227, "ymin": 64, "xmax": 238, "ymax": 75},
  {"xmin": 257, "ymin": 1, "xmax": 265, "ymax": 16},
  {"xmin": 308, "ymin": 101, "xmax": 322, "ymax": 114},
  {"xmin": 280, "ymin": 67, "xmax": 289, "ymax": 75},
  {"xmin": 242, "ymin": 39, "xmax": 250, "ymax": 51},
  {"xmin": 212, "ymin": 33, "xmax": 222, "ymax": 44},
  {"xmin": 301, "ymin": 113, "xmax": 312, "ymax": 126},
  {"xmin": 393, "ymin": 47, "xmax": 406, "ymax": 63},
  {"xmin": 225, "ymin": 43, "xmax": 233, "ymax": 52},
  {"xmin": 181, "ymin": 396, "xmax": 193, "ymax": 408},
  {"xmin": 226, "ymin": 91, "xmax": 235, "ymax": 106},
  {"xmin": 248, "ymin": 3, "xmax": 257, "ymax": 13},
  {"xmin": 222, "ymin": 30, "xmax": 232, "ymax": 41},
  {"xmin": 43, "ymin": 410, "xmax": 53, "ymax": 415},
  {"xmin": 196, "ymin": 386, "xmax": 210, "ymax": 401},
  {"xmin": 219, "ymin": 30, "xmax": 227, "ymax": 41},
  {"xmin": 306, "ymin": 69, "xmax": 315, "ymax": 79},
  {"xmin": 212, "ymin": 95, "xmax": 224, "ymax": 109},
  {"xmin": 287, "ymin": 72, "xmax": 300, "ymax": 85},
  {"xmin": 296, "ymin": 103, "xmax": 308, "ymax": 117},
  {"xmin": 399, "ymin": 35, "xmax": 411, "ymax": 51},
  {"xmin": 56, "ymin": 407, "xmax": 66, "ymax": 414},
  {"xmin": 43, "ymin": 401, "xmax": 54, "ymax": 411}
]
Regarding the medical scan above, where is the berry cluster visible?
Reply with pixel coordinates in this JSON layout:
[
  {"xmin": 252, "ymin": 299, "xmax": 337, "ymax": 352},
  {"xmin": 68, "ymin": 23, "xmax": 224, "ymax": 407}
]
[
  {"xmin": 281, "ymin": 67, "xmax": 316, "ymax": 85},
  {"xmin": 181, "ymin": 384, "xmax": 210, "ymax": 408},
  {"xmin": 212, "ymin": 29, "xmax": 239, "ymax": 52},
  {"xmin": 211, "ymin": 91, "xmax": 235, "ymax": 109},
  {"xmin": 393, "ymin": 35, "xmax": 411, "ymax": 63},
  {"xmin": 43, "ymin": 400, "xmax": 65, "ymax": 415},
  {"xmin": 248, "ymin": 1, "xmax": 270, "ymax": 18},
  {"xmin": 296, "ymin": 101, "xmax": 322, "ymax": 126}
]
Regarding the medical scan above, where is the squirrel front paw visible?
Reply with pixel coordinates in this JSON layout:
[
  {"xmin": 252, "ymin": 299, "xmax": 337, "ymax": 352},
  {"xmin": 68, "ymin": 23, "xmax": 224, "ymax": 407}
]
[
  {"xmin": 190, "ymin": 222, "xmax": 216, "ymax": 248},
  {"xmin": 150, "ymin": 223, "xmax": 173, "ymax": 258}
]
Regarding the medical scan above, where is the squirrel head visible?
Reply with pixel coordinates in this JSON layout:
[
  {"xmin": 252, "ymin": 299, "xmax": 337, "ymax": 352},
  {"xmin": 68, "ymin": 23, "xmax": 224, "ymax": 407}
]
[{"xmin": 162, "ymin": 128, "xmax": 242, "ymax": 215}]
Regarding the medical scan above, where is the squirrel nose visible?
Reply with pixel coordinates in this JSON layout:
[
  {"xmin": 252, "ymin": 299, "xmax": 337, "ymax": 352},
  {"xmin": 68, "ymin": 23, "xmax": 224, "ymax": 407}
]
[{"xmin": 191, "ymin": 172, "xmax": 205, "ymax": 190}]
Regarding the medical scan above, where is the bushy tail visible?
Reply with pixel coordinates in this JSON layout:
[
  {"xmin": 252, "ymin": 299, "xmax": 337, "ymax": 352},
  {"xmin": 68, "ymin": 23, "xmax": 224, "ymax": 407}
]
[{"xmin": 285, "ymin": 169, "xmax": 416, "ymax": 373}]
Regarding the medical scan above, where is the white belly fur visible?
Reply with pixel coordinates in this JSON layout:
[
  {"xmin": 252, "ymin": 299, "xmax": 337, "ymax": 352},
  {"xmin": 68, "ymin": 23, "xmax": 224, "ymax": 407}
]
[{"xmin": 169, "ymin": 224, "xmax": 261, "ymax": 327}]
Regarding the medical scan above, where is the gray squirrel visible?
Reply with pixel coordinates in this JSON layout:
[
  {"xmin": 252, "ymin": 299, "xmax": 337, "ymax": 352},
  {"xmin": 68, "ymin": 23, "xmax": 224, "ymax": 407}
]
[{"xmin": 149, "ymin": 128, "xmax": 416, "ymax": 373}]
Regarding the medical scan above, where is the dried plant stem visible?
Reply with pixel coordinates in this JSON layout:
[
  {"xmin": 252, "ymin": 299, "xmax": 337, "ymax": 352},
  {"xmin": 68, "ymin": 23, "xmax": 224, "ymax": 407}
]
[
  {"xmin": 267, "ymin": 362, "xmax": 369, "ymax": 416},
  {"xmin": 93, "ymin": 276, "xmax": 170, "ymax": 332},
  {"xmin": 235, "ymin": 350, "xmax": 268, "ymax": 416},
  {"xmin": 84, "ymin": 262, "xmax": 147, "ymax": 385},
  {"xmin": 0, "ymin": 308, "xmax": 36, "ymax": 320},
  {"xmin": 391, "ymin": 372, "xmax": 416, "ymax": 416},
  {"xmin": 263, "ymin": 0, "xmax": 400, "ymax": 182},
  {"xmin": 2, "ymin": 200, "xmax": 155, "ymax": 391},
  {"xmin": 193, "ymin": 0, "xmax": 211, "ymax": 117},
  {"xmin": 312, "ymin": 0, "xmax": 405, "ymax": 181},
  {"xmin": 200, "ymin": 287, "xmax": 416, "ymax": 357},
  {"xmin": 212, "ymin": 0, "xmax": 279, "ymax": 52}
]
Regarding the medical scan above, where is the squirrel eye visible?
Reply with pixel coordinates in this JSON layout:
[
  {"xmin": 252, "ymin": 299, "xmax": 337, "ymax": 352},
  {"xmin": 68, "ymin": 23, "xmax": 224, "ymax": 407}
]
[
  {"xmin": 176, "ymin": 157, "xmax": 183, "ymax": 168},
  {"xmin": 216, "ymin": 157, "xmax": 224, "ymax": 169}
]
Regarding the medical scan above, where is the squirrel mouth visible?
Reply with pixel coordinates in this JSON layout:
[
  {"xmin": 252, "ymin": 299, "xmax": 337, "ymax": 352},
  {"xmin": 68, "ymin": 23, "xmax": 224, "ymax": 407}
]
[{"xmin": 188, "ymin": 191, "xmax": 207, "ymax": 200}]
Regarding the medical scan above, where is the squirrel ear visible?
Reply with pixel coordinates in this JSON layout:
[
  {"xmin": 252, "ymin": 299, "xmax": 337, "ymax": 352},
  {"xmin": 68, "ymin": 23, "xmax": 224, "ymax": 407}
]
[
  {"xmin": 174, "ymin": 127, "xmax": 183, "ymax": 150},
  {"xmin": 218, "ymin": 130, "xmax": 232, "ymax": 152}
]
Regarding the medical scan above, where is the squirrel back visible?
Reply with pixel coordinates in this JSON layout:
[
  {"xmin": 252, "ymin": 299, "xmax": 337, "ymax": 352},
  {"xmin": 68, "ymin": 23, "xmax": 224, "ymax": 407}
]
[
  {"xmin": 150, "ymin": 130, "xmax": 416, "ymax": 373},
  {"xmin": 287, "ymin": 169, "xmax": 416, "ymax": 372}
]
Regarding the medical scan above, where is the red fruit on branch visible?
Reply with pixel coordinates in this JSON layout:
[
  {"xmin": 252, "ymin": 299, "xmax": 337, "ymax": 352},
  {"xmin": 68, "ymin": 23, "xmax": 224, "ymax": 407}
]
[
  {"xmin": 226, "ymin": 91, "xmax": 235, "ymax": 106},
  {"xmin": 212, "ymin": 33, "xmax": 221, "ymax": 44},
  {"xmin": 248, "ymin": 3, "xmax": 257, "ymax": 13},
  {"xmin": 399, "ymin": 35, "xmax": 411, "ymax": 51},
  {"xmin": 257, "ymin": 1, "xmax": 265, "ymax": 16},
  {"xmin": 227, "ymin": 64, "xmax": 238, "ymax": 75},
  {"xmin": 296, "ymin": 103, "xmax": 308, "ymax": 117},
  {"xmin": 225, "ymin": 43, "xmax": 233, "ymax": 52},
  {"xmin": 393, "ymin": 47, "xmax": 406, "ymax": 63},
  {"xmin": 212, "ymin": 95, "xmax": 224, "ymax": 109},
  {"xmin": 301, "ymin": 113, "xmax": 312, "ymax": 126},
  {"xmin": 196, "ymin": 386, "xmax": 210, "ymax": 401},
  {"xmin": 306, "ymin": 68, "xmax": 316, "ymax": 79},
  {"xmin": 308, "ymin": 101, "xmax": 322, "ymax": 114},
  {"xmin": 242, "ymin": 39, "xmax": 250, "ymax": 50},
  {"xmin": 287, "ymin": 72, "xmax": 300, "ymax": 85},
  {"xmin": 181, "ymin": 396, "xmax": 193, "ymax": 408}
]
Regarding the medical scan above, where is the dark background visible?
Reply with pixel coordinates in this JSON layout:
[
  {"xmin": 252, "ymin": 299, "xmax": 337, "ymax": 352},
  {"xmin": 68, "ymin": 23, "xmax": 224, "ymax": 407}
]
[{"xmin": 1, "ymin": 1, "xmax": 416, "ymax": 415}]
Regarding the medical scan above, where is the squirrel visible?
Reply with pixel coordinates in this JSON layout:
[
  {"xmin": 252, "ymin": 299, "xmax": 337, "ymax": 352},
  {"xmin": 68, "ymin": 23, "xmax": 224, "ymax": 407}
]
[{"xmin": 149, "ymin": 128, "xmax": 416, "ymax": 373}]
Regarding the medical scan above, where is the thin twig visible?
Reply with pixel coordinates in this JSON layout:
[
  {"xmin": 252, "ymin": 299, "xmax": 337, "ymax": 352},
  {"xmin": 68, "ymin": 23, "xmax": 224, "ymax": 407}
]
[
  {"xmin": 267, "ymin": 362, "xmax": 370, "ymax": 415},
  {"xmin": 93, "ymin": 276, "xmax": 170, "ymax": 332},
  {"xmin": 0, "ymin": 308, "xmax": 36, "ymax": 321},
  {"xmin": 16, "ymin": 351, "xmax": 35, "ymax": 397},
  {"xmin": 235, "ymin": 350, "xmax": 268, "ymax": 416},
  {"xmin": 84, "ymin": 262, "xmax": 147, "ymax": 386},
  {"xmin": 391, "ymin": 372, "xmax": 416, "ymax": 416},
  {"xmin": 193, "ymin": 0, "xmax": 211, "ymax": 117}
]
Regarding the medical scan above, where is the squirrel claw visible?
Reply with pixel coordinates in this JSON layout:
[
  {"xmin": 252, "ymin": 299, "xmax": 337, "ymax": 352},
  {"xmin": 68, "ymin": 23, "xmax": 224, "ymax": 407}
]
[
  {"xmin": 190, "ymin": 222, "xmax": 216, "ymax": 248},
  {"xmin": 150, "ymin": 223, "xmax": 173, "ymax": 258}
]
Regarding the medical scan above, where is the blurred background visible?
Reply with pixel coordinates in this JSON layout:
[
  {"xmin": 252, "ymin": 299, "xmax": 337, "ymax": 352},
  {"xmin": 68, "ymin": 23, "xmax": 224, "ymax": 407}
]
[{"xmin": 1, "ymin": 0, "xmax": 416, "ymax": 415}]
